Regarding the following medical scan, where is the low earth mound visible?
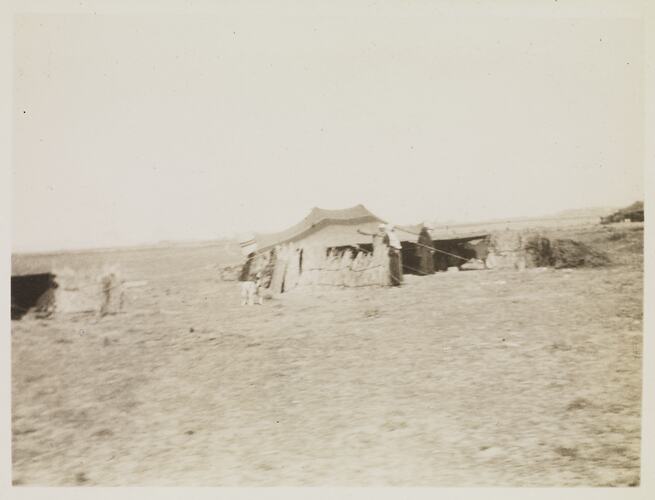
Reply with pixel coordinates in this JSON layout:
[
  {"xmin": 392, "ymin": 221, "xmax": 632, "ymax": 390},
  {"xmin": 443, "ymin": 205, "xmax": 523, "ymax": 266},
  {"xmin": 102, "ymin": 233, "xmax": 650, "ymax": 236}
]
[
  {"xmin": 538, "ymin": 223, "xmax": 642, "ymax": 268},
  {"xmin": 524, "ymin": 236, "xmax": 610, "ymax": 269},
  {"xmin": 550, "ymin": 239, "xmax": 610, "ymax": 268}
]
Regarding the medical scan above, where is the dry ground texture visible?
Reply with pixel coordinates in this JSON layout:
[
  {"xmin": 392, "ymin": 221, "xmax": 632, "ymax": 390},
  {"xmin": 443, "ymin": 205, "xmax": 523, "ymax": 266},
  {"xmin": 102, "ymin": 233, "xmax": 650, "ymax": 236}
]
[{"xmin": 12, "ymin": 223, "xmax": 643, "ymax": 486}]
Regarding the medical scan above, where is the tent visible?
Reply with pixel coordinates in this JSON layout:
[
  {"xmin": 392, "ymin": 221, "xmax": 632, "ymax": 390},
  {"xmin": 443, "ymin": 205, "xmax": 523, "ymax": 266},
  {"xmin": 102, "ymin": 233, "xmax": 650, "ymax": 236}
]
[
  {"xmin": 240, "ymin": 205, "xmax": 494, "ymax": 294},
  {"xmin": 250, "ymin": 204, "xmax": 495, "ymax": 276},
  {"xmin": 251, "ymin": 205, "xmax": 491, "ymax": 279},
  {"xmin": 11, "ymin": 257, "xmax": 124, "ymax": 320},
  {"xmin": 254, "ymin": 204, "xmax": 420, "ymax": 252},
  {"xmin": 241, "ymin": 205, "xmax": 413, "ymax": 291}
]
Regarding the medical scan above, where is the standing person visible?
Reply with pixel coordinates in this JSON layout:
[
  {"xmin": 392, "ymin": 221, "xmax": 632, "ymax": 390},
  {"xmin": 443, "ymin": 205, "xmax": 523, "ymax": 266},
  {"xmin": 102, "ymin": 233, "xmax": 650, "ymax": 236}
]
[
  {"xmin": 373, "ymin": 223, "xmax": 387, "ymax": 247},
  {"xmin": 383, "ymin": 224, "xmax": 403, "ymax": 286},
  {"xmin": 238, "ymin": 252, "xmax": 257, "ymax": 306},
  {"xmin": 416, "ymin": 226, "xmax": 436, "ymax": 275}
]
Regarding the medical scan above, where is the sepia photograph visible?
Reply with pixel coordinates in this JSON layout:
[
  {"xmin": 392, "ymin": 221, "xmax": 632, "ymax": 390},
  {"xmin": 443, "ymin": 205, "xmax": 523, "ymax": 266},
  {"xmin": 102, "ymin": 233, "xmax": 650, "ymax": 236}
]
[{"xmin": 3, "ymin": 0, "xmax": 652, "ymax": 495}]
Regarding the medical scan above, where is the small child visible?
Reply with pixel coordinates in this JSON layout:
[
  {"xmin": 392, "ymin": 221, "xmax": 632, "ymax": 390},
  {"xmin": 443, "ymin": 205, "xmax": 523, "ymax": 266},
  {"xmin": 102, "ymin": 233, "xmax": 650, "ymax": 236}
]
[
  {"xmin": 240, "ymin": 280, "xmax": 257, "ymax": 306},
  {"xmin": 239, "ymin": 252, "xmax": 258, "ymax": 306}
]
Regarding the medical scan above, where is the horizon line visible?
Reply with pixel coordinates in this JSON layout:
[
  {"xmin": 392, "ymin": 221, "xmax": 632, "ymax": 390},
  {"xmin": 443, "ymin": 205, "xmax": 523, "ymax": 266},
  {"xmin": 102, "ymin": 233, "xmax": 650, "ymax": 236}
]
[{"xmin": 11, "ymin": 206, "xmax": 624, "ymax": 256}]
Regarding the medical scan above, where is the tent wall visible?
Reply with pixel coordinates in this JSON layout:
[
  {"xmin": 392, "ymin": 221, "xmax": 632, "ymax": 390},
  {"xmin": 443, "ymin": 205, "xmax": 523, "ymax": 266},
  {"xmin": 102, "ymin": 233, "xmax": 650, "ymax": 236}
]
[
  {"xmin": 55, "ymin": 271, "xmax": 124, "ymax": 315},
  {"xmin": 262, "ymin": 239, "xmax": 392, "ymax": 294},
  {"xmin": 485, "ymin": 232, "xmax": 527, "ymax": 270}
]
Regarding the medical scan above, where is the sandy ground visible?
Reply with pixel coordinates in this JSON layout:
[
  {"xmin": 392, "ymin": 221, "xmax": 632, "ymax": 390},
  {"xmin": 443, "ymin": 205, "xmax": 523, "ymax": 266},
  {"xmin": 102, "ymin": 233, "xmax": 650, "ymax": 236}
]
[{"xmin": 11, "ymin": 224, "xmax": 643, "ymax": 486}]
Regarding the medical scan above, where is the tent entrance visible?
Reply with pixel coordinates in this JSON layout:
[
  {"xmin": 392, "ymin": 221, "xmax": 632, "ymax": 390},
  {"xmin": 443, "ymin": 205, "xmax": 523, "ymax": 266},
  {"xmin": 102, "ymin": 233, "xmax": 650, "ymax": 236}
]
[
  {"xmin": 432, "ymin": 237, "xmax": 490, "ymax": 271},
  {"xmin": 11, "ymin": 273, "xmax": 57, "ymax": 320},
  {"xmin": 401, "ymin": 243, "xmax": 423, "ymax": 275}
]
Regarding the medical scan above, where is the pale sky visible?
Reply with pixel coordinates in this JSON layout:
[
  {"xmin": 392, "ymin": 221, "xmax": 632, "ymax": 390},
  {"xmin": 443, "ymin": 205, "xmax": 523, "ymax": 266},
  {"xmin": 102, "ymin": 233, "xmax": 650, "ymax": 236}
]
[{"xmin": 12, "ymin": 1, "xmax": 644, "ymax": 252}]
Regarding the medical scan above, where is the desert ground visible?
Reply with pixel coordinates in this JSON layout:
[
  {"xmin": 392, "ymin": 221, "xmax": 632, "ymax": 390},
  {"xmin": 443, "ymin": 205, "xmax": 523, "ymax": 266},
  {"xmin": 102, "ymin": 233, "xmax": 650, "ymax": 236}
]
[{"xmin": 11, "ymin": 223, "xmax": 643, "ymax": 486}]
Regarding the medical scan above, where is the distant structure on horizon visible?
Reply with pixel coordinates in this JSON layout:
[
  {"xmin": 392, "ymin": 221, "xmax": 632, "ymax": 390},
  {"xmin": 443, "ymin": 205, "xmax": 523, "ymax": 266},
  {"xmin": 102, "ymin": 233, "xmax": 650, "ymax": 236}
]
[{"xmin": 601, "ymin": 201, "xmax": 644, "ymax": 224}]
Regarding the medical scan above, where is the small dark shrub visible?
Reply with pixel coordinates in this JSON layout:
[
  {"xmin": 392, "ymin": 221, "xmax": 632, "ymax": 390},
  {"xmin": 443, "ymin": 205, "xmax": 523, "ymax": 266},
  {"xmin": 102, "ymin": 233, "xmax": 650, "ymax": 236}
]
[
  {"xmin": 607, "ymin": 231, "xmax": 627, "ymax": 241},
  {"xmin": 554, "ymin": 446, "xmax": 578, "ymax": 458},
  {"xmin": 551, "ymin": 239, "xmax": 609, "ymax": 268},
  {"xmin": 566, "ymin": 397, "xmax": 591, "ymax": 411},
  {"xmin": 524, "ymin": 235, "xmax": 610, "ymax": 269}
]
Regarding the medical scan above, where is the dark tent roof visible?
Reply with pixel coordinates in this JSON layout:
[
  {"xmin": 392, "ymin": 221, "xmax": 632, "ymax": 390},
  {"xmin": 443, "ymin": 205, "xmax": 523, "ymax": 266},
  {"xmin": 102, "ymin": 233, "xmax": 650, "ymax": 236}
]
[
  {"xmin": 253, "ymin": 205, "xmax": 487, "ymax": 252},
  {"xmin": 430, "ymin": 232, "xmax": 490, "ymax": 242},
  {"xmin": 255, "ymin": 204, "xmax": 384, "ymax": 251}
]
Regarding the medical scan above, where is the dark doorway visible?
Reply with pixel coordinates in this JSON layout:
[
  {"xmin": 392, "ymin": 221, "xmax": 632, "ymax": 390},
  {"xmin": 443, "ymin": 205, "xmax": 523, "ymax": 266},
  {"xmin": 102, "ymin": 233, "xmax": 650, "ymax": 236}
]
[
  {"xmin": 11, "ymin": 273, "xmax": 57, "ymax": 320},
  {"xmin": 401, "ymin": 243, "xmax": 424, "ymax": 275},
  {"xmin": 432, "ymin": 237, "xmax": 490, "ymax": 271}
]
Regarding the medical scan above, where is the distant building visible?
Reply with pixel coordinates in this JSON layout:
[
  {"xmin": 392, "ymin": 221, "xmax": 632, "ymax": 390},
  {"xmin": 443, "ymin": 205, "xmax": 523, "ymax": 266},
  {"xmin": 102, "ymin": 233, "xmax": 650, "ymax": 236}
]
[{"xmin": 601, "ymin": 201, "xmax": 644, "ymax": 224}]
